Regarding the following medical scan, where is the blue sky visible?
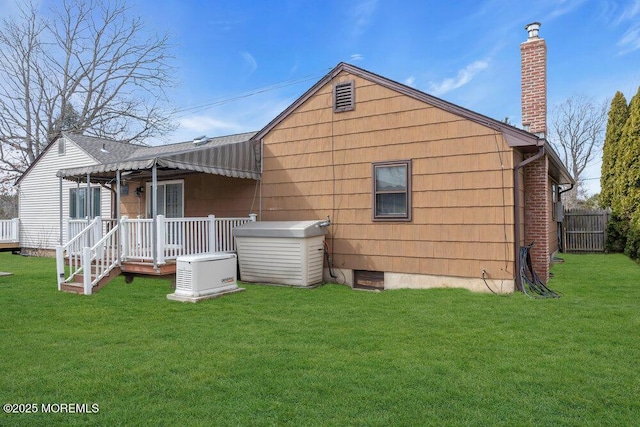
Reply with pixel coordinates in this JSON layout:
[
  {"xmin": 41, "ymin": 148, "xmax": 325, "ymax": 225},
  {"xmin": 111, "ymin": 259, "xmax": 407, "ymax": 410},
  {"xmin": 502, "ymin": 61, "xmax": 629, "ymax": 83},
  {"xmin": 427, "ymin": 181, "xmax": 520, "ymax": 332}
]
[
  {"xmin": 136, "ymin": 0, "xmax": 639, "ymax": 195},
  {"xmin": 5, "ymin": 0, "xmax": 640, "ymax": 194}
]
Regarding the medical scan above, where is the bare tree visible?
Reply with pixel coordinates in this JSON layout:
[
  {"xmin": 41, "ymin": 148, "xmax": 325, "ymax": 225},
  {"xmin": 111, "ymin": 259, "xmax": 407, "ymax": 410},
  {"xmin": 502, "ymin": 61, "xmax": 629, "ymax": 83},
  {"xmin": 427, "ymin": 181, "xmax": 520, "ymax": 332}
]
[
  {"xmin": 549, "ymin": 94, "xmax": 608, "ymax": 207},
  {"xmin": 0, "ymin": 0, "xmax": 176, "ymax": 187},
  {"xmin": 0, "ymin": 192, "xmax": 18, "ymax": 218}
]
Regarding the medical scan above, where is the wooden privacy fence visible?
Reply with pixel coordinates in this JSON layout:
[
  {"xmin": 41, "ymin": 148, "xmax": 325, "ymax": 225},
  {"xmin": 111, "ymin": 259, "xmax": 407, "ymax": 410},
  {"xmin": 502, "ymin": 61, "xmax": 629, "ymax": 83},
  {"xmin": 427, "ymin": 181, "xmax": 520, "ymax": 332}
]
[{"xmin": 563, "ymin": 209, "xmax": 609, "ymax": 252}]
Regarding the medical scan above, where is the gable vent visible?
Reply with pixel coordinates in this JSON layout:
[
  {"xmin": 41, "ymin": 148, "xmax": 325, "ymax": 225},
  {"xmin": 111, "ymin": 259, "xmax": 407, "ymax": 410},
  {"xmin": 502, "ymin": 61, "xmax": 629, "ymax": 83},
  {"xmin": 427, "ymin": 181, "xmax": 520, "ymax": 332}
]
[{"xmin": 334, "ymin": 80, "xmax": 355, "ymax": 112}]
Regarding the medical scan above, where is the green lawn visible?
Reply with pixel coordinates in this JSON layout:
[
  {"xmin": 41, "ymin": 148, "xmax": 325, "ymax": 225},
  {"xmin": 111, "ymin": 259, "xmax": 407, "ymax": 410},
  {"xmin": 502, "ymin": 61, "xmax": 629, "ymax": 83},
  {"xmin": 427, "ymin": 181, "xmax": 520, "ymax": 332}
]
[{"xmin": 0, "ymin": 252, "xmax": 638, "ymax": 426}]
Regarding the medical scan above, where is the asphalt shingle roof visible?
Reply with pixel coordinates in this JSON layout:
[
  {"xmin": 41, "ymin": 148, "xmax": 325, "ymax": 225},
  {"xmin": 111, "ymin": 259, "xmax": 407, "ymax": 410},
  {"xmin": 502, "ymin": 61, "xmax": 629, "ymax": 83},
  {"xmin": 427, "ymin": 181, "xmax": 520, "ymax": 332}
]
[{"xmin": 63, "ymin": 133, "xmax": 141, "ymax": 163}]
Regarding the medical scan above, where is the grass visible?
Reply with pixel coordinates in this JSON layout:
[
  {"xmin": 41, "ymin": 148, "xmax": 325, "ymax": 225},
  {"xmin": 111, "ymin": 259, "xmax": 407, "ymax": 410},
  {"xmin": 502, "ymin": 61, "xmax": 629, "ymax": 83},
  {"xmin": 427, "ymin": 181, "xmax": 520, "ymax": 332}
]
[{"xmin": 0, "ymin": 252, "xmax": 639, "ymax": 426}]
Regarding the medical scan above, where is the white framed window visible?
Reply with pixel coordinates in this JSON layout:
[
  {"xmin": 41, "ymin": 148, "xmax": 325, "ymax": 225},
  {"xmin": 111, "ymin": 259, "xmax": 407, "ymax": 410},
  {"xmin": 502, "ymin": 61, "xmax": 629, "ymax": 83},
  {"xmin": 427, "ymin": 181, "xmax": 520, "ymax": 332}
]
[
  {"xmin": 146, "ymin": 180, "xmax": 184, "ymax": 218},
  {"xmin": 372, "ymin": 160, "xmax": 412, "ymax": 221},
  {"xmin": 58, "ymin": 138, "xmax": 66, "ymax": 155},
  {"xmin": 69, "ymin": 187, "xmax": 100, "ymax": 219}
]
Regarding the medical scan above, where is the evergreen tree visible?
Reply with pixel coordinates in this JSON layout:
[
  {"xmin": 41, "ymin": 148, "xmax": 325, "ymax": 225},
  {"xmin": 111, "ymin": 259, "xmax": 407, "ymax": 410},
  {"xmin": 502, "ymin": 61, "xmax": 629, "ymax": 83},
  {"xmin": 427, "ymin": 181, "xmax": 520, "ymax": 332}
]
[
  {"xmin": 615, "ymin": 87, "xmax": 640, "ymax": 219},
  {"xmin": 600, "ymin": 91, "xmax": 628, "ymax": 208},
  {"xmin": 612, "ymin": 86, "xmax": 640, "ymax": 261}
]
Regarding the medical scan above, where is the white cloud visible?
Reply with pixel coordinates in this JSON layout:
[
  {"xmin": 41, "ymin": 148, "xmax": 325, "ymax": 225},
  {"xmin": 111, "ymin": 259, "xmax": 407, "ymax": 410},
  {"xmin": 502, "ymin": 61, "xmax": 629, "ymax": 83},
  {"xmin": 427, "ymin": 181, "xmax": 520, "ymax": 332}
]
[
  {"xmin": 428, "ymin": 60, "xmax": 489, "ymax": 96},
  {"xmin": 599, "ymin": 0, "xmax": 640, "ymax": 25},
  {"xmin": 547, "ymin": 0, "xmax": 587, "ymax": 19},
  {"xmin": 350, "ymin": 53, "xmax": 364, "ymax": 62},
  {"xmin": 618, "ymin": 0, "xmax": 640, "ymax": 22},
  {"xmin": 240, "ymin": 51, "xmax": 258, "ymax": 75},
  {"xmin": 618, "ymin": 26, "xmax": 640, "ymax": 54},
  {"xmin": 350, "ymin": 0, "xmax": 378, "ymax": 37},
  {"xmin": 404, "ymin": 76, "xmax": 416, "ymax": 87}
]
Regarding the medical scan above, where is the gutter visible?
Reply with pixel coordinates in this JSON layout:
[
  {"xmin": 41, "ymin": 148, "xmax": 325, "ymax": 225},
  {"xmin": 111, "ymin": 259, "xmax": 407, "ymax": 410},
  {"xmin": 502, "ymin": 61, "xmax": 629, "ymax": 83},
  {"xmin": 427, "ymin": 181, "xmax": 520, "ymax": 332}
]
[
  {"xmin": 558, "ymin": 183, "xmax": 574, "ymax": 197},
  {"xmin": 513, "ymin": 143, "xmax": 545, "ymax": 291}
]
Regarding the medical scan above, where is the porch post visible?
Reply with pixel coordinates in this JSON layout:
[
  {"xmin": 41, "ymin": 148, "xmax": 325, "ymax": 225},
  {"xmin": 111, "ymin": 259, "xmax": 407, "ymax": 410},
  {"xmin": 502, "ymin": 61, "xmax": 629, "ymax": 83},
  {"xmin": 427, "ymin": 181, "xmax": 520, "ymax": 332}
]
[
  {"xmin": 121, "ymin": 216, "xmax": 129, "ymax": 260},
  {"xmin": 93, "ymin": 216, "xmax": 103, "ymax": 258},
  {"xmin": 157, "ymin": 214, "xmax": 165, "ymax": 265},
  {"xmin": 116, "ymin": 170, "xmax": 121, "ymax": 264},
  {"xmin": 86, "ymin": 173, "xmax": 91, "ymax": 220},
  {"xmin": 59, "ymin": 176, "xmax": 63, "ymax": 244},
  {"xmin": 75, "ymin": 179, "xmax": 81, "ymax": 221},
  {"xmin": 55, "ymin": 245, "xmax": 64, "ymax": 291},
  {"xmin": 208, "ymin": 214, "xmax": 216, "ymax": 252},
  {"xmin": 152, "ymin": 162, "xmax": 158, "ymax": 269},
  {"xmin": 83, "ymin": 246, "xmax": 92, "ymax": 295}
]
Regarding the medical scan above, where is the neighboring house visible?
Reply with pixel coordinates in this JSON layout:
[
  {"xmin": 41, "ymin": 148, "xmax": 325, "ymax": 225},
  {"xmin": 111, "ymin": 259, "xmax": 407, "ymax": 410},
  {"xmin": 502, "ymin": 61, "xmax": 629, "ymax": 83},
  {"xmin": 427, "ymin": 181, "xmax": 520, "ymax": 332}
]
[
  {"xmin": 49, "ymin": 22, "xmax": 571, "ymax": 294},
  {"xmin": 15, "ymin": 133, "xmax": 139, "ymax": 253}
]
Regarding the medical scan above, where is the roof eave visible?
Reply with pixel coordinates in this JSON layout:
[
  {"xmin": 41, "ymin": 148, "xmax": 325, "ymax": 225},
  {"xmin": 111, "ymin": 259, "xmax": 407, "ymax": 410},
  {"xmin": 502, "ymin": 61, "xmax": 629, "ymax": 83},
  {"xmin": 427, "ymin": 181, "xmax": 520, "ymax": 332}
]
[
  {"xmin": 544, "ymin": 140, "xmax": 575, "ymax": 185},
  {"xmin": 253, "ymin": 62, "xmax": 540, "ymax": 148},
  {"xmin": 15, "ymin": 133, "xmax": 67, "ymax": 186}
]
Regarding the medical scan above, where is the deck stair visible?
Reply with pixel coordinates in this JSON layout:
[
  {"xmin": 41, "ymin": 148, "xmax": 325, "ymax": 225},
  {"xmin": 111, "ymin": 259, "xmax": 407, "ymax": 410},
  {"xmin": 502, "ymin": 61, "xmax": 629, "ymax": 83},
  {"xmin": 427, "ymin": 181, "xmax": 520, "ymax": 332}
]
[
  {"xmin": 60, "ymin": 264, "xmax": 122, "ymax": 295},
  {"xmin": 59, "ymin": 260, "xmax": 177, "ymax": 295},
  {"xmin": 56, "ymin": 215, "xmax": 253, "ymax": 295}
]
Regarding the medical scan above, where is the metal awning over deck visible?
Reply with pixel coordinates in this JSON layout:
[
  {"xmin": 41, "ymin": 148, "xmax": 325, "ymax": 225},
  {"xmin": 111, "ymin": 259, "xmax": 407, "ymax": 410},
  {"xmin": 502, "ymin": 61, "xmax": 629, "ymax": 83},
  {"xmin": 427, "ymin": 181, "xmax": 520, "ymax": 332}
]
[{"xmin": 56, "ymin": 132, "xmax": 261, "ymax": 182}]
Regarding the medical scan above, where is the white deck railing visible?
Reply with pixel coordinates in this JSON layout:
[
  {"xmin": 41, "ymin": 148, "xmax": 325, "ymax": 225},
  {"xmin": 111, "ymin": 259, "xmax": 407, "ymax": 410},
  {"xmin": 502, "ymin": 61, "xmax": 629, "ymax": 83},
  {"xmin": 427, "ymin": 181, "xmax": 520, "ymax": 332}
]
[
  {"xmin": 121, "ymin": 217, "xmax": 153, "ymax": 260},
  {"xmin": 123, "ymin": 214, "xmax": 256, "ymax": 263},
  {"xmin": 56, "ymin": 214, "xmax": 256, "ymax": 293},
  {"xmin": 0, "ymin": 218, "xmax": 19, "ymax": 242}
]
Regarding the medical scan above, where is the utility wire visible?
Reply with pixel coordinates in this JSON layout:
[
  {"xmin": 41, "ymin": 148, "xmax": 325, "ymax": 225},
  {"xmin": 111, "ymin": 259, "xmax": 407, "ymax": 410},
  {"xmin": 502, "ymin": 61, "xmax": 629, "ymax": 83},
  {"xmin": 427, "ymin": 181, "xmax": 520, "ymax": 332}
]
[{"xmin": 173, "ymin": 68, "xmax": 332, "ymax": 119}]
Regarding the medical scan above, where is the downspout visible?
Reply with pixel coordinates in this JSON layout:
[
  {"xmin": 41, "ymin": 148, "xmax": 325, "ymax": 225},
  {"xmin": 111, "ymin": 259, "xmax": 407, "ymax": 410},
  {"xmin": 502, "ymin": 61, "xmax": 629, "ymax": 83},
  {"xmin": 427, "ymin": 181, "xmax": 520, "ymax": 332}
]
[
  {"xmin": 259, "ymin": 138, "xmax": 263, "ymax": 221},
  {"xmin": 513, "ymin": 143, "xmax": 545, "ymax": 291},
  {"xmin": 116, "ymin": 169, "xmax": 121, "ymax": 265},
  {"xmin": 558, "ymin": 183, "xmax": 574, "ymax": 198},
  {"xmin": 557, "ymin": 183, "xmax": 575, "ymax": 252}
]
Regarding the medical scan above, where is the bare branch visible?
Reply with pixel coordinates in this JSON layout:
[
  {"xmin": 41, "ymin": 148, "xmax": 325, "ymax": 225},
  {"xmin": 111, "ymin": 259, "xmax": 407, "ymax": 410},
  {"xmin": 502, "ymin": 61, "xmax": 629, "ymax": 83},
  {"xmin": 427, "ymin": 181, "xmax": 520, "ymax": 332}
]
[
  {"xmin": 0, "ymin": 0, "xmax": 176, "ymax": 184},
  {"xmin": 549, "ymin": 94, "xmax": 608, "ymax": 206}
]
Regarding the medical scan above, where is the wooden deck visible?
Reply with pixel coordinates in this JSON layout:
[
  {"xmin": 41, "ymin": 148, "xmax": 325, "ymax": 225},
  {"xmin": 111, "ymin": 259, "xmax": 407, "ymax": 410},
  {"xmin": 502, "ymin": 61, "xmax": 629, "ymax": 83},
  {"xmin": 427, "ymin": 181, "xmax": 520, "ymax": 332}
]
[
  {"xmin": 0, "ymin": 242, "xmax": 20, "ymax": 252},
  {"xmin": 121, "ymin": 260, "xmax": 177, "ymax": 276}
]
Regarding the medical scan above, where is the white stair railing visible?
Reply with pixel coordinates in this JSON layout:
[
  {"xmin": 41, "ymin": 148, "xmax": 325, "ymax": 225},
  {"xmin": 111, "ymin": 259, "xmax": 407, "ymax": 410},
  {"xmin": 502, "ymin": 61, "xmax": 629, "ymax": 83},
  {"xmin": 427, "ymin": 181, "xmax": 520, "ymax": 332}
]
[
  {"xmin": 82, "ymin": 224, "xmax": 120, "ymax": 295},
  {"xmin": 56, "ymin": 214, "xmax": 257, "ymax": 293},
  {"xmin": 56, "ymin": 216, "xmax": 103, "ymax": 290},
  {"xmin": 67, "ymin": 218, "xmax": 117, "ymax": 244}
]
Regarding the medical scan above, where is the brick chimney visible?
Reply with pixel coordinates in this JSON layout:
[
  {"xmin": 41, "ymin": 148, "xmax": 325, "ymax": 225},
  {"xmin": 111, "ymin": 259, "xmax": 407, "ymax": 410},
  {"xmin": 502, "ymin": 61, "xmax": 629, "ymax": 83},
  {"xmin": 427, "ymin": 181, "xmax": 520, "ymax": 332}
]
[
  {"xmin": 521, "ymin": 22, "xmax": 551, "ymax": 285},
  {"xmin": 520, "ymin": 22, "xmax": 547, "ymax": 137}
]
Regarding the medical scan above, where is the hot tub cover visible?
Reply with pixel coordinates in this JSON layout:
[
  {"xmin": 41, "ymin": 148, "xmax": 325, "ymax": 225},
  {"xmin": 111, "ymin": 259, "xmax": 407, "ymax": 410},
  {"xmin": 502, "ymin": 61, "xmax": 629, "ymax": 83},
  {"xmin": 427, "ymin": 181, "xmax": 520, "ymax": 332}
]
[{"xmin": 233, "ymin": 221, "xmax": 328, "ymax": 238}]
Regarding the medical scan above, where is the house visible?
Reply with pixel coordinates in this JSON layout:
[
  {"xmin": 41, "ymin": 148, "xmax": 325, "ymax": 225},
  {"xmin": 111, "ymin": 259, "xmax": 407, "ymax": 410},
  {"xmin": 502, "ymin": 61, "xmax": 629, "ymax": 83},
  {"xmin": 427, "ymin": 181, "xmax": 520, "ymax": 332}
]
[
  {"xmin": 49, "ymin": 22, "xmax": 572, "ymax": 294},
  {"xmin": 251, "ymin": 22, "xmax": 571, "ymax": 292},
  {"xmin": 53, "ymin": 132, "xmax": 261, "ymax": 294},
  {"xmin": 15, "ymin": 133, "xmax": 139, "ymax": 254}
]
